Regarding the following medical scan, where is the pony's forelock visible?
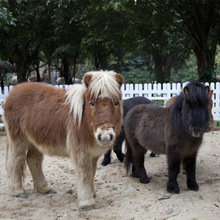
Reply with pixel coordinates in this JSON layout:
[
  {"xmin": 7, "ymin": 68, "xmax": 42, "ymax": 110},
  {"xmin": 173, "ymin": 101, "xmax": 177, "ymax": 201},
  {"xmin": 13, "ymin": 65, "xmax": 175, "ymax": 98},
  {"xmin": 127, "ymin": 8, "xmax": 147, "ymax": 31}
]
[
  {"xmin": 184, "ymin": 82, "xmax": 209, "ymax": 106},
  {"xmin": 85, "ymin": 70, "xmax": 122, "ymax": 102}
]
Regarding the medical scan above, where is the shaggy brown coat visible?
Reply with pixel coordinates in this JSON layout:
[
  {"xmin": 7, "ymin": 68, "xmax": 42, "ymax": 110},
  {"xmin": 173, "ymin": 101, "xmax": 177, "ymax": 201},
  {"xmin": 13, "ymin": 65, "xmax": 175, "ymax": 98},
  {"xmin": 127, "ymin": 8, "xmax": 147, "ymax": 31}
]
[{"xmin": 3, "ymin": 71, "xmax": 123, "ymax": 209}]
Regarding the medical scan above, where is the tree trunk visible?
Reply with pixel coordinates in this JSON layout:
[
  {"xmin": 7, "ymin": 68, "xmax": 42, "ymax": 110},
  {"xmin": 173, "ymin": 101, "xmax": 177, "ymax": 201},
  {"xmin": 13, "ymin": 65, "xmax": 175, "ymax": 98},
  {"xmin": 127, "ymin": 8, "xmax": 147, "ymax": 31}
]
[
  {"xmin": 62, "ymin": 55, "xmax": 72, "ymax": 84},
  {"xmin": 36, "ymin": 64, "xmax": 41, "ymax": 82},
  {"xmin": 152, "ymin": 49, "xmax": 165, "ymax": 83},
  {"xmin": 72, "ymin": 51, "xmax": 79, "ymax": 83},
  {"xmin": 194, "ymin": 47, "xmax": 216, "ymax": 82},
  {"xmin": 94, "ymin": 51, "xmax": 100, "ymax": 70},
  {"xmin": 16, "ymin": 60, "xmax": 29, "ymax": 83},
  {"xmin": 13, "ymin": 44, "xmax": 30, "ymax": 83}
]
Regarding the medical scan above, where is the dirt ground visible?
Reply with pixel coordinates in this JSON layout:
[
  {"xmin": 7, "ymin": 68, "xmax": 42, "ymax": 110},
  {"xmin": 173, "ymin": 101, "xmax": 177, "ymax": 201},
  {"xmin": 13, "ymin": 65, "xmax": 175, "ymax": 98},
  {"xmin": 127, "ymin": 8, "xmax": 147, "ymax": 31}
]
[{"xmin": 0, "ymin": 131, "xmax": 220, "ymax": 220}]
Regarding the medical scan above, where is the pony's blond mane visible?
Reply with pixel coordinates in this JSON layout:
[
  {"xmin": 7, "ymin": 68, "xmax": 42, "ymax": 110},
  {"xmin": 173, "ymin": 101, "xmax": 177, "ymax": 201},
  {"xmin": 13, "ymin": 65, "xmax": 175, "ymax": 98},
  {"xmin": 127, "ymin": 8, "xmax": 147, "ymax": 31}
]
[
  {"xmin": 65, "ymin": 71, "xmax": 122, "ymax": 127},
  {"xmin": 65, "ymin": 84, "xmax": 87, "ymax": 127}
]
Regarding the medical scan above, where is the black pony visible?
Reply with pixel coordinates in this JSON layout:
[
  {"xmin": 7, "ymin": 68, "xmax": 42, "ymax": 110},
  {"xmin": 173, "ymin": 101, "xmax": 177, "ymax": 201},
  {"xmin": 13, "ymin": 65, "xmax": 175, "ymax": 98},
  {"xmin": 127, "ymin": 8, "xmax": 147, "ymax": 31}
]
[
  {"xmin": 101, "ymin": 96, "xmax": 153, "ymax": 166},
  {"xmin": 124, "ymin": 82, "xmax": 210, "ymax": 193}
]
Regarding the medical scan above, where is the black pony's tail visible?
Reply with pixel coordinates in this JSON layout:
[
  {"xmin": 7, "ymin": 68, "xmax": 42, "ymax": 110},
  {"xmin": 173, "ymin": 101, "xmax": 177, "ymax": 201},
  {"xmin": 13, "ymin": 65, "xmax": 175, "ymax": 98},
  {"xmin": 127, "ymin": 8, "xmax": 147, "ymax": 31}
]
[{"xmin": 125, "ymin": 139, "xmax": 133, "ymax": 175}]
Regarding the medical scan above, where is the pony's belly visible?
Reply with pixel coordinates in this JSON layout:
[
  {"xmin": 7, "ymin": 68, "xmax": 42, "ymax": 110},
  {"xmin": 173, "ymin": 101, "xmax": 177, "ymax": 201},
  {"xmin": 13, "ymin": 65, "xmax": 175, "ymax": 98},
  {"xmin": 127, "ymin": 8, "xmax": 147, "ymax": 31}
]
[
  {"xmin": 147, "ymin": 143, "xmax": 166, "ymax": 155},
  {"xmin": 27, "ymin": 136, "xmax": 69, "ymax": 157},
  {"xmin": 138, "ymin": 133, "xmax": 166, "ymax": 155},
  {"xmin": 24, "ymin": 130, "xmax": 69, "ymax": 157},
  {"xmin": 36, "ymin": 144, "xmax": 69, "ymax": 157}
]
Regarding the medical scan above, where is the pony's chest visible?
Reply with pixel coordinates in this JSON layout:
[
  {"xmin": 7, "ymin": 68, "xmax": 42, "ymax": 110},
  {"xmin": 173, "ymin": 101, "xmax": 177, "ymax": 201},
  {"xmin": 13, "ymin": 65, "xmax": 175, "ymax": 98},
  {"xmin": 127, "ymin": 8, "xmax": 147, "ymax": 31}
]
[
  {"xmin": 168, "ymin": 134, "xmax": 202, "ymax": 157},
  {"xmin": 89, "ymin": 144, "xmax": 112, "ymax": 158}
]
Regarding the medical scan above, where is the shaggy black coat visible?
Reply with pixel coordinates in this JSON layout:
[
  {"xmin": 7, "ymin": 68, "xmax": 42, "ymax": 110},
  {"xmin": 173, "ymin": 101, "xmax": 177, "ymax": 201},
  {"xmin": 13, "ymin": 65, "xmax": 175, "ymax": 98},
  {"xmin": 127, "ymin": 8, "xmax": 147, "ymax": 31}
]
[
  {"xmin": 101, "ymin": 96, "xmax": 153, "ymax": 166},
  {"xmin": 124, "ymin": 82, "xmax": 210, "ymax": 193}
]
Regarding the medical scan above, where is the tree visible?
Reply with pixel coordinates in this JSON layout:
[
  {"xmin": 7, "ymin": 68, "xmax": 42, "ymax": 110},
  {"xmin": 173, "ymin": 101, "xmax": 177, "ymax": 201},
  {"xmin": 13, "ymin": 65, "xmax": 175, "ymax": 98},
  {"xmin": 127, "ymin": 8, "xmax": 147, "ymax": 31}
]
[
  {"xmin": 152, "ymin": 0, "xmax": 220, "ymax": 82},
  {"xmin": 122, "ymin": 0, "xmax": 191, "ymax": 83},
  {"xmin": 0, "ymin": 0, "xmax": 54, "ymax": 83},
  {"xmin": 81, "ymin": 0, "xmax": 137, "ymax": 70},
  {"xmin": 47, "ymin": 0, "xmax": 86, "ymax": 84}
]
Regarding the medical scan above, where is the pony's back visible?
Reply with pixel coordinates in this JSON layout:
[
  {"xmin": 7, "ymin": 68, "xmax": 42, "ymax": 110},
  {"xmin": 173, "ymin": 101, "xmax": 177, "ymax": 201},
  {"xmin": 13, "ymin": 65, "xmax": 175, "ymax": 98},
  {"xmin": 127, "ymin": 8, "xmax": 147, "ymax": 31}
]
[{"xmin": 3, "ymin": 83, "xmax": 69, "ymax": 149}]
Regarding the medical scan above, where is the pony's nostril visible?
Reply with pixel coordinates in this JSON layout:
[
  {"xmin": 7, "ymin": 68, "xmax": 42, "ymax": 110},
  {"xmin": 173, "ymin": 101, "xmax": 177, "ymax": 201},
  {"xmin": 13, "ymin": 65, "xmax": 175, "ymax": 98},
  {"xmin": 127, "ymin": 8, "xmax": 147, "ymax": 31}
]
[
  {"xmin": 98, "ymin": 134, "xmax": 102, "ymax": 142},
  {"xmin": 109, "ymin": 134, "xmax": 114, "ymax": 141}
]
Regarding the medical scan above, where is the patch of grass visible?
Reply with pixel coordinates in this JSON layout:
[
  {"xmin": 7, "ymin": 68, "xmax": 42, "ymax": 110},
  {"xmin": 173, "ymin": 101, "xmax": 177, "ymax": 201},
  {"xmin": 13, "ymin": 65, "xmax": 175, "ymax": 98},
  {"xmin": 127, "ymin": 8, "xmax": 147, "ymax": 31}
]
[
  {"xmin": 214, "ymin": 121, "xmax": 220, "ymax": 127},
  {"xmin": 152, "ymin": 94, "xmax": 164, "ymax": 106},
  {"xmin": 0, "ymin": 127, "xmax": 5, "ymax": 132}
]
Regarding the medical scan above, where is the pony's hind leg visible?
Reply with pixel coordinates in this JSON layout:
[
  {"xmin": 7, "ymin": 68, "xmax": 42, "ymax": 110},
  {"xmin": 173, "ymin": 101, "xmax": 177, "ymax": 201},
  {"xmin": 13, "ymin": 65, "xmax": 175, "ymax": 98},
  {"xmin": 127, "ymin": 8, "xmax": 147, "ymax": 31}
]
[
  {"xmin": 132, "ymin": 145, "xmax": 149, "ymax": 184},
  {"xmin": 6, "ymin": 141, "xmax": 27, "ymax": 198},
  {"xmin": 26, "ymin": 146, "xmax": 53, "ymax": 194}
]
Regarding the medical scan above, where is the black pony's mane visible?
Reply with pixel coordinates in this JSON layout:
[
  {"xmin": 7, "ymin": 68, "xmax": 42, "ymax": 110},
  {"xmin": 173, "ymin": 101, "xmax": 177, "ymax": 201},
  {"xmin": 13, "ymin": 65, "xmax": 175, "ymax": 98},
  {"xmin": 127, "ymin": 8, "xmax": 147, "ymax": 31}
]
[{"xmin": 170, "ymin": 81, "xmax": 209, "ymax": 131}]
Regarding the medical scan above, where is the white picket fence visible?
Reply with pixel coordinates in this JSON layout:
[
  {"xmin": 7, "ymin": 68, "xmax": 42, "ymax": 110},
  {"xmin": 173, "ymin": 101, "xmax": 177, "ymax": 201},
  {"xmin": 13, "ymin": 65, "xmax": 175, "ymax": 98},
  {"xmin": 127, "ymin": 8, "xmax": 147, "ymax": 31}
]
[
  {"xmin": 1, "ymin": 82, "xmax": 220, "ymax": 128},
  {"xmin": 121, "ymin": 82, "xmax": 220, "ymax": 121}
]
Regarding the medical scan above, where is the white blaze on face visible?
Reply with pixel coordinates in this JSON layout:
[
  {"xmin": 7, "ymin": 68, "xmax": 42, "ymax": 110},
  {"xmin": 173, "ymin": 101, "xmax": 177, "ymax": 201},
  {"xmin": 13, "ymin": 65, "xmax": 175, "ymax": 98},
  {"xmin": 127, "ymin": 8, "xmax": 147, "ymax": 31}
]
[{"xmin": 95, "ymin": 127, "xmax": 115, "ymax": 146}]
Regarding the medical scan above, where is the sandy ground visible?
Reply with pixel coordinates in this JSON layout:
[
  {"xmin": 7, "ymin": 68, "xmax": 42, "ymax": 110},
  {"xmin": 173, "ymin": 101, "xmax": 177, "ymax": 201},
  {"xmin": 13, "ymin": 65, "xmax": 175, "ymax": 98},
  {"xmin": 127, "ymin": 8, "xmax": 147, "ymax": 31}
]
[{"xmin": 0, "ymin": 132, "xmax": 220, "ymax": 220}]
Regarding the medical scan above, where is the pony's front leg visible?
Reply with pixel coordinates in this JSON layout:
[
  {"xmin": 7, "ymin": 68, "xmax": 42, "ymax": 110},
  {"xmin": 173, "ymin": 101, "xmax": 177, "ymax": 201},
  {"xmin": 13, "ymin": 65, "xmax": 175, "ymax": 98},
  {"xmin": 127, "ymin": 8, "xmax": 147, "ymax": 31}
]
[
  {"xmin": 167, "ymin": 151, "xmax": 181, "ymax": 193},
  {"xmin": 91, "ymin": 157, "xmax": 99, "ymax": 198},
  {"xmin": 183, "ymin": 154, "xmax": 199, "ymax": 191},
  {"xmin": 74, "ymin": 155, "xmax": 97, "ymax": 209}
]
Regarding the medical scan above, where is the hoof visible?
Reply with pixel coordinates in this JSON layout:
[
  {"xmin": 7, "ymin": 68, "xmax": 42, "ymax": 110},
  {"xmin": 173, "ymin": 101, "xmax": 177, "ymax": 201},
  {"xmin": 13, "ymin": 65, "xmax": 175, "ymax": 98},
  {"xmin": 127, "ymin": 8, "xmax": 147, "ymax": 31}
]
[
  {"xmin": 167, "ymin": 184, "xmax": 180, "ymax": 194},
  {"xmin": 47, "ymin": 189, "xmax": 57, "ymax": 194},
  {"xmin": 101, "ymin": 160, "xmax": 110, "ymax": 166},
  {"xmin": 187, "ymin": 182, "xmax": 199, "ymax": 191},
  {"xmin": 140, "ymin": 176, "xmax": 150, "ymax": 184},
  {"xmin": 16, "ymin": 193, "xmax": 28, "ymax": 199},
  {"xmin": 187, "ymin": 180, "xmax": 199, "ymax": 191},
  {"xmin": 116, "ymin": 153, "xmax": 124, "ymax": 162}
]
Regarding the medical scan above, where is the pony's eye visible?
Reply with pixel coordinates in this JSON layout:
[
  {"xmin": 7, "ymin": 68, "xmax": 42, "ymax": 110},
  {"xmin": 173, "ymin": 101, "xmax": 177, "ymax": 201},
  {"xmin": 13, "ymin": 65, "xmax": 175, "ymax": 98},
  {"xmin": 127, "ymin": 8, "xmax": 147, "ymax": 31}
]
[
  {"xmin": 115, "ymin": 101, "xmax": 119, "ymax": 106},
  {"xmin": 89, "ymin": 101, "xmax": 95, "ymax": 107}
]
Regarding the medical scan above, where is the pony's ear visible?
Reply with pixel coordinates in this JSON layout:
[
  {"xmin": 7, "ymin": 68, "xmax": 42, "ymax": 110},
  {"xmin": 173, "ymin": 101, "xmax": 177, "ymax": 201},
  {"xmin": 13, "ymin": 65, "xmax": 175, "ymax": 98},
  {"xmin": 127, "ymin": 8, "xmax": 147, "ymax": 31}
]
[
  {"xmin": 183, "ymin": 86, "xmax": 189, "ymax": 97},
  {"xmin": 205, "ymin": 86, "xmax": 210, "ymax": 94},
  {"xmin": 84, "ymin": 74, "xmax": 92, "ymax": 88},
  {"xmin": 115, "ymin": 74, "xmax": 124, "ymax": 88}
]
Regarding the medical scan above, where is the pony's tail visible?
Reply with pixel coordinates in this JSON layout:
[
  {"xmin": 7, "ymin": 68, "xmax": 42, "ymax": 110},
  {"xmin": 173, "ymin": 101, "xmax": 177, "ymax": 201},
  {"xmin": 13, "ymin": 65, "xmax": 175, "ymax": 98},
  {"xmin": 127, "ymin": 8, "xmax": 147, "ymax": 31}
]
[{"xmin": 125, "ymin": 139, "xmax": 133, "ymax": 175}]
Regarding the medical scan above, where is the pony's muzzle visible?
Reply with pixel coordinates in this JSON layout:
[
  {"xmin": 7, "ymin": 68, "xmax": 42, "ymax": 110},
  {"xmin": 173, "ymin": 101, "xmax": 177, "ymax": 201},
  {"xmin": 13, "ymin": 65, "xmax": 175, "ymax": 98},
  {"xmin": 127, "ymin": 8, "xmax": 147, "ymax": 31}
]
[
  {"xmin": 95, "ymin": 128, "xmax": 115, "ymax": 146},
  {"xmin": 191, "ymin": 126, "xmax": 203, "ymax": 138}
]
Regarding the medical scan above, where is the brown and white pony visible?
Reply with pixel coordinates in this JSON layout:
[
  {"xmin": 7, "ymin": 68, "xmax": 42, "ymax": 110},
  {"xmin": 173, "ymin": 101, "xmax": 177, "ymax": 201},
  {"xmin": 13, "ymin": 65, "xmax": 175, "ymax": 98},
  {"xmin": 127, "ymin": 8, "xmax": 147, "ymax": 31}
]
[{"xmin": 3, "ymin": 70, "xmax": 124, "ymax": 210}]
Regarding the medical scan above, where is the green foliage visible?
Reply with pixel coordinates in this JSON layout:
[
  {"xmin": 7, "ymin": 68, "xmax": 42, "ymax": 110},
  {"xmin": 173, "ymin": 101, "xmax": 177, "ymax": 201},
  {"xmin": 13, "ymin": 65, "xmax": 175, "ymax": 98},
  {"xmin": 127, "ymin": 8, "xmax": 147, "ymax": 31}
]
[
  {"xmin": 119, "ymin": 56, "xmax": 154, "ymax": 84},
  {"xmin": 0, "ymin": 127, "xmax": 5, "ymax": 132},
  {"xmin": 0, "ymin": 0, "xmax": 16, "ymax": 27},
  {"xmin": 1, "ymin": 72, "xmax": 12, "ymax": 85},
  {"xmin": 214, "ymin": 121, "xmax": 220, "ymax": 127},
  {"xmin": 1, "ymin": 0, "xmax": 220, "ymax": 84},
  {"xmin": 152, "ymin": 96, "xmax": 164, "ymax": 106},
  {"xmin": 215, "ymin": 46, "xmax": 220, "ymax": 76},
  {"xmin": 170, "ymin": 54, "xmax": 198, "ymax": 83}
]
